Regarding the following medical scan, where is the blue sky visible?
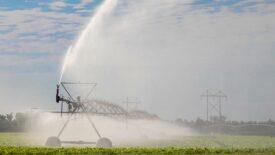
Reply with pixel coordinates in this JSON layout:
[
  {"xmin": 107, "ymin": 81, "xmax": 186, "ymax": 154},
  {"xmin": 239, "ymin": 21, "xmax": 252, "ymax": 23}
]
[
  {"xmin": 0, "ymin": 0, "xmax": 102, "ymax": 13},
  {"xmin": 0, "ymin": 0, "xmax": 275, "ymax": 120},
  {"xmin": 0, "ymin": 0, "xmax": 103, "ymax": 115},
  {"xmin": 0, "ymin": 0, "xmax": 274, "ymax": 74},
  {"xmin": 0, "ymin": 0, "xmax": 102, "ymax": 76}
]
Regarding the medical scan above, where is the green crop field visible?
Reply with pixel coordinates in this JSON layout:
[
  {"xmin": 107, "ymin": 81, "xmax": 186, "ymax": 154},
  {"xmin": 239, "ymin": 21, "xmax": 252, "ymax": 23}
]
[
  {"xmin": 0, "ymin": 133, "xmax": 275, "ymax": 154},
  {"xmin": 1, "ymin": 146, "xmax": 275, "ymax": 155}
]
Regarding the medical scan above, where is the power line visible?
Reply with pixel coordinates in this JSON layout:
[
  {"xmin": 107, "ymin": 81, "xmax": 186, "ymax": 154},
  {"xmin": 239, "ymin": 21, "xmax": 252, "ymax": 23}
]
[{"xmin": 201, "ymin": 90, "xmax": 227, "ymax": 122}]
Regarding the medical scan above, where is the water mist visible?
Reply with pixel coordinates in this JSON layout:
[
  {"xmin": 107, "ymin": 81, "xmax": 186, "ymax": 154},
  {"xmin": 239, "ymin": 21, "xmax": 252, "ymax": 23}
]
[{"xmin": 48, "ymin": 0, "xmax": 200, "ymax": 147}]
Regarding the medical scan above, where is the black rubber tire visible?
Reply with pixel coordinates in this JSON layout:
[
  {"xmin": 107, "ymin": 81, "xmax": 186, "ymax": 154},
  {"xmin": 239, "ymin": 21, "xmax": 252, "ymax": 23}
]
[
  {"xmin": 45, "ymin": 136, "xmax": 61, "ymax": 147},
  {"xmin": 96, "ymin": 137, "xmax": 112, "ymax": 148}
]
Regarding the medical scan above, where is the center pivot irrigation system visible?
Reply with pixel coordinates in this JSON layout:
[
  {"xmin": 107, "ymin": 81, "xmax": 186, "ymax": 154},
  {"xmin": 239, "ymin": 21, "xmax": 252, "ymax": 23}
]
[{"xmin": 45, "ymin": 82, "xmax": 116, "ymax": 148}]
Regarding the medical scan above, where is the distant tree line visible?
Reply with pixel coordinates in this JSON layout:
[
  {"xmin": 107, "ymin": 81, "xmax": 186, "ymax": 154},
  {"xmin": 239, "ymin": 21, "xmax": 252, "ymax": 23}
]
[
  {"xmin": 1, "ymin": 112, "xmax": 275, "ymax": 136},
  {"xmin": 0, "ymin": 113, "xmax": 29, "ymax": 132},
  {"xmin": 174, "ymin": 116, "xmax": 275, "ymax": 136}
]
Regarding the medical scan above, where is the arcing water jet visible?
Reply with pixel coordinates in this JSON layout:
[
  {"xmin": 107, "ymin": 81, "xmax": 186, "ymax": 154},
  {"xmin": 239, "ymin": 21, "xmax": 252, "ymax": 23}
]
[
  {"xmin": 59, "ymin": 45, "xmax": 73, "ymax": 84},
  {"xmin": 58, "ymin": 0, "xmax": 118, "ymax": 84}
]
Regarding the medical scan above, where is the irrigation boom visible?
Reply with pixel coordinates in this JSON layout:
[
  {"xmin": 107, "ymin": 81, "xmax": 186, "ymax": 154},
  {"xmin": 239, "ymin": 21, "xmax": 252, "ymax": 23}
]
[{"xmin": 45, "ymin": 82, "xmax": 159, "ymax": 147}]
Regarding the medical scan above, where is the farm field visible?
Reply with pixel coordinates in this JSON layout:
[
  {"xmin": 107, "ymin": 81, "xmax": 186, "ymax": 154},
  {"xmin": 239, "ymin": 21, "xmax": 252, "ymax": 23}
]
[
  {"xmin": 0, "ymin": 146, "xmax": 275, "ymax": 155},
  {"xmin": 0, "ymin": 133, "xmax": 275, "ymax": 154}
]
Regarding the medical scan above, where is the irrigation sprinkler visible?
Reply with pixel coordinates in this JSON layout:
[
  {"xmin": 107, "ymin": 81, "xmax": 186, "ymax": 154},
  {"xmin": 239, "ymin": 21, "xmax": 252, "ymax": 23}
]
[
  {"xmin": 45, "ymin": 82, "xmax": 160, "ymax": 147},
  {"xmin": 45, "ymin": 82, "xmax": 112, "ymax": 148}
]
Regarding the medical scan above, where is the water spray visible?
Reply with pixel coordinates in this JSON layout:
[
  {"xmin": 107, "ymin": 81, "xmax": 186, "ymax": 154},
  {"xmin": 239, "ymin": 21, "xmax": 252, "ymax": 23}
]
[
  {"xmin": 59, "ymin": 45, "xmax": 73, "ymax": 84},
  {"xmin": 58, "ymin": 0, "xmax": 117, "ymax": 85}
]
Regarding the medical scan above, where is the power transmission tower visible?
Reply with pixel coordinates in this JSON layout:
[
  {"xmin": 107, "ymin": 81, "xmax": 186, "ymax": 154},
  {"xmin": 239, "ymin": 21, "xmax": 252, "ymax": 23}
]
[
  {"xmin": 201, "ymin": 90, "xmax": 215, "ymax": 122},
  {"xmin": 201, "ymin": 90, "xmax": 227, "ymax": 122},
  {"xmin": 215, "ymin": 91, "xmax": 227, "ymax": 121}
]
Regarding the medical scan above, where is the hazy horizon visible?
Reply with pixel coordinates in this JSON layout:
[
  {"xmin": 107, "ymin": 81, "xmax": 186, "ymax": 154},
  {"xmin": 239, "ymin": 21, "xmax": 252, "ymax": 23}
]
[{"xmin": 0, "ymin": 0, "xmax": 275, "ymax": 122}]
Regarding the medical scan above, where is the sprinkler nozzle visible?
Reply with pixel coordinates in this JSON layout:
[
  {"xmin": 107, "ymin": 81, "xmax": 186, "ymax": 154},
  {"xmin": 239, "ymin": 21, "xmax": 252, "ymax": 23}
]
[{"xmin": 56, "ymin": 84, "xmax": 60, "ymax": 103}]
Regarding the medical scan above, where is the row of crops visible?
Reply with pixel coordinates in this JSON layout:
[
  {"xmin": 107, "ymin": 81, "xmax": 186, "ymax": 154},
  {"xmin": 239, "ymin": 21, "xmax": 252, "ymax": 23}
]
[
  {"xmin": 0, "ymin": 146, "xmax": 275, "ymax": 155},
  {"xmin": 1, "ymin": 133, "xmax": 275, "ymax": 154},
  {"xmin": 2, "ymin": 133, "xmax": 275, "ymax": 148}
]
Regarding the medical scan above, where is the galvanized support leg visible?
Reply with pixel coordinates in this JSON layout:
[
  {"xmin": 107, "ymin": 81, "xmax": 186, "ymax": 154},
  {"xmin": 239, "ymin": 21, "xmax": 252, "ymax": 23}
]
[
  {"xmin": 57, "ymin": 111, "xmax": 75, "ymax": 138},
  {"xmin": 85, "ymin": 113, "xmax": 101, "ymax": 138},
  {"xmin": 79, "ymin": 105, "xmax": 101, "ymax": 138},
  {"xmin": 57, "ymin": 114, "xmax": 72, "ymax": 138}
]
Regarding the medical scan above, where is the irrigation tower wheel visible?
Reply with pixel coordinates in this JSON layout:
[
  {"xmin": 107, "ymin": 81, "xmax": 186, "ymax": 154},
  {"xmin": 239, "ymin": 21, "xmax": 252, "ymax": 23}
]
[
  {"xmin": 96, "ymin": 137, "xmax": 112, "ymax": 148},
  {"xmin": 45, "ymin": 136, "xmax": 61, "ymax": 147}
]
